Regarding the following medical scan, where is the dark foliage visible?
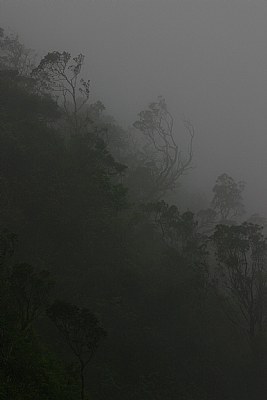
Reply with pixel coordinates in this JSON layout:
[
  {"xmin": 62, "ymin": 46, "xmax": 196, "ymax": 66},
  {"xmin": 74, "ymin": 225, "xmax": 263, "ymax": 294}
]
[{"xmin": 0, "ymin": 28, "xmax": 267, "ymax": 400}]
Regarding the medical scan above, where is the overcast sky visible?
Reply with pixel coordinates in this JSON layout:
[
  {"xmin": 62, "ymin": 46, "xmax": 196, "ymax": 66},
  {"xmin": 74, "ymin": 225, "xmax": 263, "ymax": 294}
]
[{"xmin": 1, "ymin": 0, "xmax": 267, "ymax": 215}]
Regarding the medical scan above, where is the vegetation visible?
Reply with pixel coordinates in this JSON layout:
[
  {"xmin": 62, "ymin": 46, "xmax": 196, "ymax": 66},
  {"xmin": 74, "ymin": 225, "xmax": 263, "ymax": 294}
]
[{"xmin": 1, "ymin": 27, "xmax": 267, "ymax": 399}]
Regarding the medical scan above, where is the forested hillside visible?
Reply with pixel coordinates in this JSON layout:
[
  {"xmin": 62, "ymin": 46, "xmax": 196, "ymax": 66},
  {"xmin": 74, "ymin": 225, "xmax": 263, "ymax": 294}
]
[{"xmin": 1, "ymin": 28, "xmax": 267, "ymax": 400}]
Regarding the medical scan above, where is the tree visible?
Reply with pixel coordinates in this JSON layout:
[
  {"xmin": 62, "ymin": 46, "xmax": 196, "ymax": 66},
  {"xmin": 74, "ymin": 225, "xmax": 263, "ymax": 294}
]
[
  {"xmin": 141, "ymin": 201, "xmax": 207, "ymax": 267},
  {"xmin": 0, "ymin": 27, "xmax": 36, "ymax": 75},
  {"xmin": 10, "ymin": 263, "xmax": 53, "ymax": 333},
  {"xmin": 212, "ymin": 222, "xmax": 267, "ymax": 348},
  {"xmin": 47, "ymin": 301, "xmax": 106, "ymax": 400},
  {"xmin": 0, "ymin": 239, "xmax": 79, "ymax": 399},
  {"xmin": 133, "ymin": 96, "xmax": 194, "ymax": 201},
  {"xmin": 211, "ymin": 173, "xmax": 245, "ymax": 221},
  {"xmin": 32, "ymin": 51, "xmax": 90, "ymax": 135}
]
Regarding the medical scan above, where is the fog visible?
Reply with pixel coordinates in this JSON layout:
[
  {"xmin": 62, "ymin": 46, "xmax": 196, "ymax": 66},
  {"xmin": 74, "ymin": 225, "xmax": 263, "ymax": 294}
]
[
  {"xmin": 1, "ymin": 0, "xmax": 267, "ymax": 213},
  {"xmin": 4, "ymin": 2, "xmax": 267, "ymax": 398}
]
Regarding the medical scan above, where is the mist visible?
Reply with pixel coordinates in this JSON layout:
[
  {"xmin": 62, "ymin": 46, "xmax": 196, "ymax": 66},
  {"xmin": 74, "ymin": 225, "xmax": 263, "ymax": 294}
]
[
  {"xmin": 2, "ymin": 0, "xmax": 267, "ymax": 214},
  {"xmin": 2, "ymin": 1, "xmax": 267, "ymax": 399}
]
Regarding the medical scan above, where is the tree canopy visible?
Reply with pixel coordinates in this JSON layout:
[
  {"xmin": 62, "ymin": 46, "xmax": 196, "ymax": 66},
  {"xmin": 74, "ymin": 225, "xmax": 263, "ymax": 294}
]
[{"xmin": 0, "ymin": 27, "xmax": 267, "ymax": 400}]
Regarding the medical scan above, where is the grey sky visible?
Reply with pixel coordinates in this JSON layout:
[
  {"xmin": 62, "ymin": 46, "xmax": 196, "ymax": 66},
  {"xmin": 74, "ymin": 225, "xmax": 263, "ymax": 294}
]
[{"xmin": 1, "ymin": 0, "xmax": 267, "ymax": 215}]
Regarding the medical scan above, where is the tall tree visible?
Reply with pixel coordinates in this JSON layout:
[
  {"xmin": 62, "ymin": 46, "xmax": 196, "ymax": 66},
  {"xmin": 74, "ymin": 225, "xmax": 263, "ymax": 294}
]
[
  {"xmin": 133, "ymin": 96, "xmax": 194, "ymax": 201},
  {"xmin": 47, "ymin": 301, "xmax": 106, "ymax": 400},
  {"xmin": 211, "ymin": 173, "xmax": 245, "ymax": 221},
  {"xmin": 32, "ymin": 51, "xmax": 90, "ymax": 135}
]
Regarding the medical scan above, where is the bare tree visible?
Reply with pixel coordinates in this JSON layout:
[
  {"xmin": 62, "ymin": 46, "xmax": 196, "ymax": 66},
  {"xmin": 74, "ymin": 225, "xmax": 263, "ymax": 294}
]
[{"xmin": 133, "ymin": 96, "xmax": 194, "ymax": 201}]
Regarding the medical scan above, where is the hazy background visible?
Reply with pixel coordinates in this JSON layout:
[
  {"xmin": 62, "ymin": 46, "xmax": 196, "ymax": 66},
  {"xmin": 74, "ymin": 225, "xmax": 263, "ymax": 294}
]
[{"xmin": 1, "ymin": 0, "xmax": 267, "ymax": 215}]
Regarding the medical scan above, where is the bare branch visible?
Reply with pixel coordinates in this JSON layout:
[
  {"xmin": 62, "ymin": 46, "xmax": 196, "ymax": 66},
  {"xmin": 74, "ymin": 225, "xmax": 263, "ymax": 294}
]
[{"xmin": 133, "ymin": 97, "xmax": 194, "ymax": 200}]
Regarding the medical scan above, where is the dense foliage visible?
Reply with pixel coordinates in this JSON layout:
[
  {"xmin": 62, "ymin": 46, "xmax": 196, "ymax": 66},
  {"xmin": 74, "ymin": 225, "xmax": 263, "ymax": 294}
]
[{"xmin": 1, "ymin": 28, "xmax": 267, "ymax": 399}]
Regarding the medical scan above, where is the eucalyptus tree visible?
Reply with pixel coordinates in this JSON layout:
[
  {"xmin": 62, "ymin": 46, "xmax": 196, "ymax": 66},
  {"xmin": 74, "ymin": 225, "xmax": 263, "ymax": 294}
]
[
  {"xmin": 32, "ymin": 51, "xmax": 90, "ymax": 135},
  {"xmin": 133, "ymin": 97, "xmax": 194, "ymax": 201}
]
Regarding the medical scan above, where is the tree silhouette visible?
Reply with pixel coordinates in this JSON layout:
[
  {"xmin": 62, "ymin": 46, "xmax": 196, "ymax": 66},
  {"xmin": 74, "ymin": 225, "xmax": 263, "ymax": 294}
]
[
  {"xmin": 213, "ymin": 222, "xmax": 267, "ymax": 348},
  {"xmin": 32, "ymin": 51, "xmax": 90, "ymax": 135},
  {"xmin": 211, "ymin": 173, "xmax": 245, "ymax": 221},
  {"xmin": 133, "ymin": 97, "xmax": 194, "ymax": 200},
  {"xmin": 47, "ymin": 301, "xmax": 106, "ymax": 400}
]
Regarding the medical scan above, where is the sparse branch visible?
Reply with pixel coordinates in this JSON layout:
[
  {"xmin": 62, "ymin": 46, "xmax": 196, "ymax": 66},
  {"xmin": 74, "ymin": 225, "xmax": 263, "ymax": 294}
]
[
  {"xmin": 133, "ymin": 97, "xmax": 195, "ymax": 200},
  {"xmin": 31, "ymin": 51, "xmax": 90, "ymax": 135}
]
